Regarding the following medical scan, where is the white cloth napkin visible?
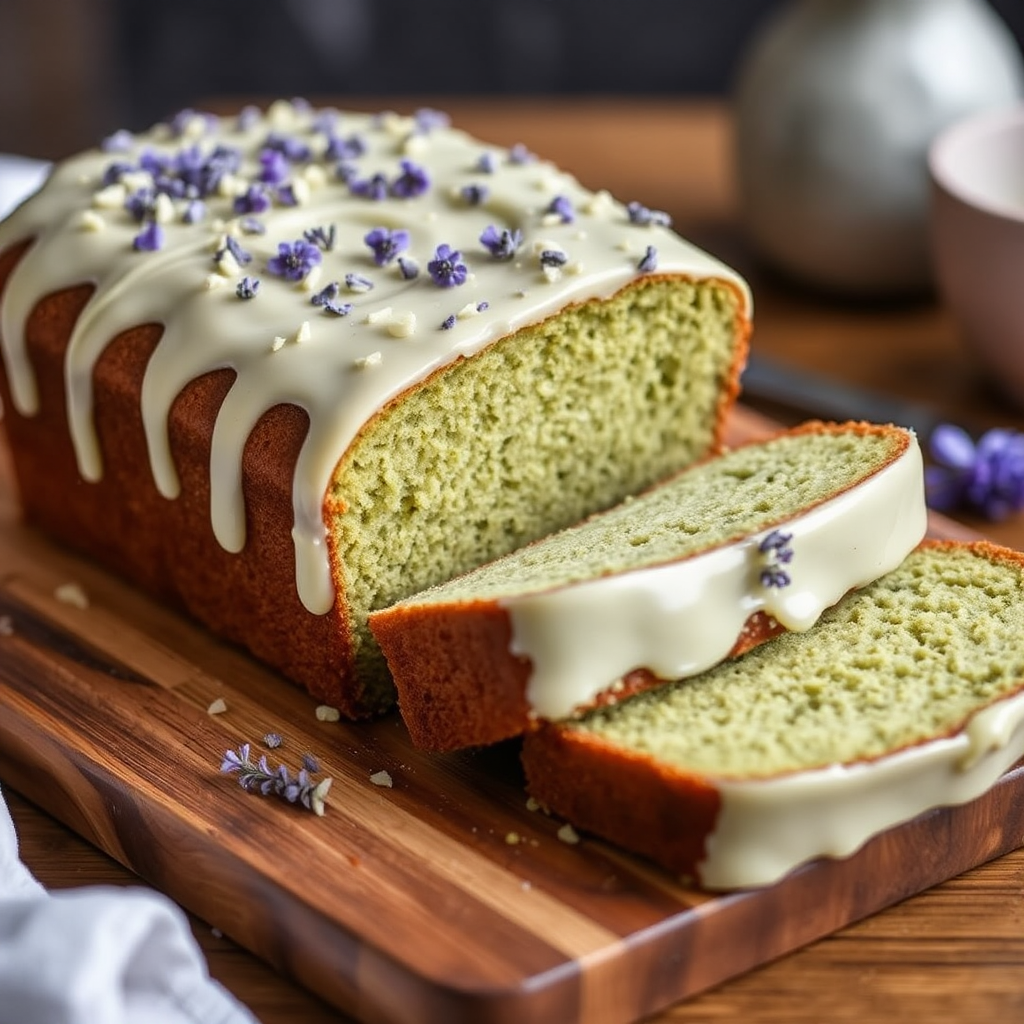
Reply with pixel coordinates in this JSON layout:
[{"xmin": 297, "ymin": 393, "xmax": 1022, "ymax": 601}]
[
  {"xmin": 0, "ymin": 155, "xmax": 50, "ymax": 220},
  {"xmin": 0, "ymin": 158, "xmax": 262, "ymax": 1021},
  {"xmin": 0, "ymin": 785, "xmax": 261, "ymax": 1023},
  {"xmin": 0, "ymin": 157, "xmax": 263, "ymax": 1023}
]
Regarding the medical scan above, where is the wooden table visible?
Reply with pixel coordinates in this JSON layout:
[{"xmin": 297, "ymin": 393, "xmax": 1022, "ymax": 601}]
[{"xmin": 6, "ymin": 98, "xmax": 1024, "ymax": 1024}]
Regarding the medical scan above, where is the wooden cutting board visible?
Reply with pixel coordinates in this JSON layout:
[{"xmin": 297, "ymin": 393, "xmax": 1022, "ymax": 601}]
[{"xmin": 0, "ymin": 406, "xmax": 1020, "ymax": 1024}]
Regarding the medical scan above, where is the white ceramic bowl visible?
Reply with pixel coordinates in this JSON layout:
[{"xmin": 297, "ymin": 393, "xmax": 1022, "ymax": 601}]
[{"xmin": 930, "ymin": 105, "xmax": 1024, "ymax": 406}]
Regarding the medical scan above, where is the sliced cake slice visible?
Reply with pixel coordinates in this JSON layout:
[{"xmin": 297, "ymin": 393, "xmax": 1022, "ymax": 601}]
[
  {"xmin": 521, "ymin": 541, "xmax": 1024, "ymax": 890},
  {"xmin": 370, "ymin": 421, "xmax": 927, "ymax": 750}
]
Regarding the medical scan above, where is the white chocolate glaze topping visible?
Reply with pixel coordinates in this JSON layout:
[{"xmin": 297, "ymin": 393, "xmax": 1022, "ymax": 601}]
[
  {"xmin": 0, "ymin": 101, "xmax": 750, "ymax": 614},
  {"xmin": 504, "ymin": 433, "xmax": 927, "ymax": 719},
  {"xmin": 702, "ymin": 684, "xmax": 1024, "ymax": 889}
]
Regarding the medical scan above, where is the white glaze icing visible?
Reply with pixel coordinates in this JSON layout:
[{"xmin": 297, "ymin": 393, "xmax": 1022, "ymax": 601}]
[
  {"xmin": 701, "ymin": 685, "xmax": 1024, "ymax": 889},
  {"xmin": 504, "ymin": 433, "xmax": 927, "ymax": 720},
  {"xmin": 0, "ymin": 101, "xmax": 750, "ymax": 615}
]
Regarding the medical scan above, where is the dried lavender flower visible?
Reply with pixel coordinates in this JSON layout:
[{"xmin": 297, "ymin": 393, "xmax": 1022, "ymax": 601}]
[
  {"xmin": 364, "ymin": 227, "xmax": 410, "ymax": 266},
  {"xmin": 304, "ymin": 224, "xmax": 337, "ymax": 251},
  {"xmin": 311, "ymin": 282, "xmax": 353, "ymax": 316},
  {"xmin": 217, "ymin": 235, "xmax": 252, "ymax": 267},
  {"xmin": 262, "ymin": 130, "xmax": 311, "ymax": 162},
  {"xmin": 627, "ymin": 200, "xmax": 672, "ymax": 228},
  {"xmin": 460, "ymin": 183, "xmax": 489, "ymax": 206},
  {"xmin": 182, "ymin": 199, "xmax": 206, "ymax": 224},
  {"xmin": 267, "ymin": 239, "xmax": 323, "ymax": 281},
  {"xmin": 545, "ymin": 195, "xmax": 574, "ymax": 224},
  {"xmin": 239, "ymin": 216, "xmax": 266, "ymax": 235},
  {"xmin": 258, "ymin": 147, "xmax": 291, "ymax": 185},
  {"xmin": 427, "ymin": 244, "xmax": 469, "ymax": 287},
  {"xmin": 236, "ymin": 276, "xmax": 260, "ymax": 300},
  {"xmin": 414, "ymin": 107, "xmax": 451, "ymax": 132},
  {"xmin": 539, "ymin": 249, "xmax": 568, "ymax": 268},
  {"xmin": 926, "ymin": 424, "xmax": 1024, "ymax": 520},
  {"xmin": 758, "ymin": 529, "xmax": 794, "ymax": 590},
  {"xmin": 391, "ymin": 160, "xmax": 431, "ymax": 199},
  {"xmin": 234, "ymin": 185, "xmax": 271, "ymax": 215},
  {"xmin": 480, "ymin": 225, "xmax": 522, "ymax": 260},
  {"xmin": 637, "ymin": 245, "xmax": 658, "ymax": 273},
  {"xmin": 274, "ymin": 183, "xmax": 302, "ymax": 207},
  {"xmin": 509, "ymin": 142, "xmax": 535, "ymax": 165},
  {"xmin": 349, "ymin": 172, "xmax": 389, "ymax": 201},
  {"xmin": 220, "ymin": 743, "xmax": 332, "ymax": 816},
  {"xmin": 343, "ymin": 272, "xmax": 374, "ymax": 293},
  {"xmin": 132, "ymin": 221, "xmax": 164, "ymax": 252},
  {"xmin": 101, "ymin": 129, "xmax": 134, "ymax": 154},
  {"xmin": 324, "ymin": 132, "xmax": 366, "ymax": 162},
  {"xmin": 236, "ymin": 105, "xmax": 261, "ymax": 131}
]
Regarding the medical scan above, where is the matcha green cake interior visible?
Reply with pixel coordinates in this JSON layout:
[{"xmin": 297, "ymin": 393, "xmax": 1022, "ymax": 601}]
[
  {"xmin": 380, "ymin": 424, "xmax": 897, "ymax": 609},
  {"xmin": 566, "ymin": 546, "xmax": 1024, "ymax": 778},
  {"xmin": 331, "ymin": 277, "xmax": 742, "ymax": 690}
]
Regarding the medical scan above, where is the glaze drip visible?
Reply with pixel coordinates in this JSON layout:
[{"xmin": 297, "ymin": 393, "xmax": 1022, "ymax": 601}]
[{"xmin": 0, "ymin": 101, "xmax": 750, "ymax": 614}]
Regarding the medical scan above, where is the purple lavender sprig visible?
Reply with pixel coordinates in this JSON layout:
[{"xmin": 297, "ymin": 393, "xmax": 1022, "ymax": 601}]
[
  {"xmin": 926, "ymin": 424, "xmax": 1024, "ymax": 520},
  {"xmin": 220, "ymin": 743, "xmax": 332, "ymax": 816},
  {"xmin": 304, "ymin": 224, "xmax": 337, "ymax": 252}
]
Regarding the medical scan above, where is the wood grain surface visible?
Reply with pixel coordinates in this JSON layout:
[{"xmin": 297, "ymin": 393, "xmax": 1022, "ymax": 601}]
[{"xmin": 1, "ymin": 407, "xmax": 1021, "ymax": 1024}]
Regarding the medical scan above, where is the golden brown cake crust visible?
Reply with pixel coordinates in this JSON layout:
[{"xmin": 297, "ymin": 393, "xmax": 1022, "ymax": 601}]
[
  {"xmin": 0, "ymin": 241, "xmax": 365, "ymax": 715},
  {"xmin": 520, "ymin": 721, "xmax": 723, "ymax": 878}
]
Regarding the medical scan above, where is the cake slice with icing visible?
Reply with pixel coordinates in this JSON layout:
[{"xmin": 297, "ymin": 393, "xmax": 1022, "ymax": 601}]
[
  {"xmin": 0, "ymin": 101, "xmax": 750, "ymax": 715},
  {"xmin": 370, "ymin": 421, "xmax": 927, "ymax": 750},
  {"xmin": 521, "ymin": 541, "xmax": 1024, "ymax": 890}
]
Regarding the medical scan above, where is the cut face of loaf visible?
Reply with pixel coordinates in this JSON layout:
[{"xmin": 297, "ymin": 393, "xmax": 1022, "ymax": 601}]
[
  {"xmin": 522, "ymin": 541, "xmax": 1024, "ymax": 890},
  {"xmin": 370, "ymin": 421, "xmax": 928, "ymax": 750},
  {"xmin": 0, "ymin": 101, "xmax": 750, "ymax": 716}
]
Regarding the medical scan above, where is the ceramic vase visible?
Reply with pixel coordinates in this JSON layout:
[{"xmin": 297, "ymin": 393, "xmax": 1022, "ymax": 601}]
[{"xmin": 735, "ymin": 0, "xmax": 1024, "ymax": 296}]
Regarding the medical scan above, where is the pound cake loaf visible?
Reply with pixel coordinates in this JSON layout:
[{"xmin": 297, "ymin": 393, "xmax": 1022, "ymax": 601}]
[
  {"xmin": 0, "ymin": 100, "xmax": 750, "ymax": 716},
  {"xmin": 370, "ymin": 421, "xmax": 927, "ymax": 750},
  {"xmin": 522, "ymin": 541, "xmax": 1024, "ymax": 890}
]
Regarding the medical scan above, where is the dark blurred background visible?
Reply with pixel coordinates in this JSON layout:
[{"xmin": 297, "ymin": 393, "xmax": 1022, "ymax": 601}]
[{"xmin": 4, "ymin": 0, "xmax": 1023, "ymax": 160}]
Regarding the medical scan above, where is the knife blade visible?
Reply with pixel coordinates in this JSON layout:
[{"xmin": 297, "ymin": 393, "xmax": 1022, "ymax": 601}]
[{"xmin": 740, "ymin": 353, "xmax": 951, "ymax": 441}]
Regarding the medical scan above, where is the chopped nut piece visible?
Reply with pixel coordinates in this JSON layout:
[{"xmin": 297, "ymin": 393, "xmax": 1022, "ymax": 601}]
[
  {"xmin": 54, "ymin": 582, "xmax": 89, "ymax": 609},
  {"xmin": 557, "ymin": 823, "xmax": 580, "ymax": 845}
]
